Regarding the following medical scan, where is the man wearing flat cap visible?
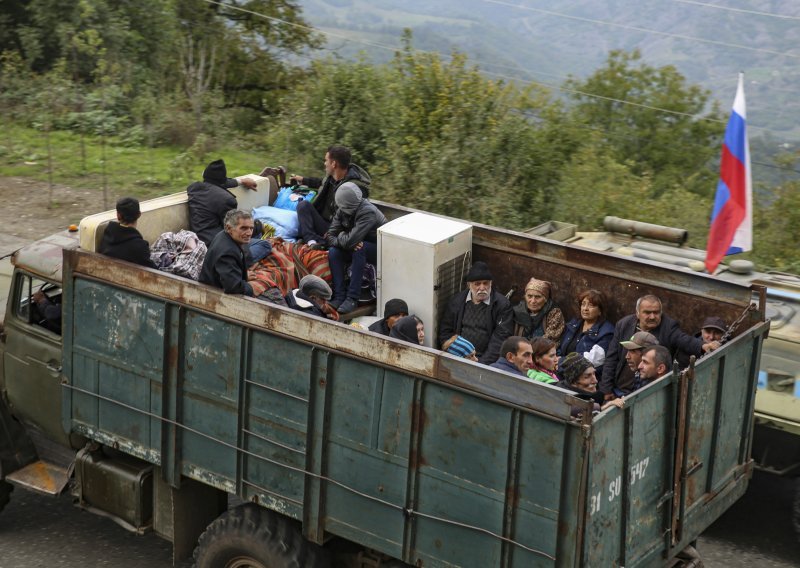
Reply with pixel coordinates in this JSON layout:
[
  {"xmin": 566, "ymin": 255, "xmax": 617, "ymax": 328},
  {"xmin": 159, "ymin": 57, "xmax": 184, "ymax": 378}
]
[
  {"xmin": 438, "ymin": 261, "xmax": 513, "ymax": 365},
  {"xmin": 99, "ymin": 197, "xmax": 156, "ymax": 268},
  {"xmin": 616, "ymin": 331, "xmax": 659, "ymax": 396},
  {"xmin": 285, "ymin": 275, "xmax": 339, "ymax": 321},
  {"xmin": 699, "ymin": 316, "xmax": 726, "ymax": 343}
]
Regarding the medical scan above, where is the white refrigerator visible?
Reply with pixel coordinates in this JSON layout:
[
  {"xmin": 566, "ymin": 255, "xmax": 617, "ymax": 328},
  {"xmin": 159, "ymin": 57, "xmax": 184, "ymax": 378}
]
[{"xmin": 377, "ymin": 213, "xmax": 473, "ymax": 348}]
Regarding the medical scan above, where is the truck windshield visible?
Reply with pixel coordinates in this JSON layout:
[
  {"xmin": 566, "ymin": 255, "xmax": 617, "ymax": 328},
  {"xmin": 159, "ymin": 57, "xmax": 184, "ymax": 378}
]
[{"xmin": 15, "ymin": 273, "xmax": 62, "ymax": 335}]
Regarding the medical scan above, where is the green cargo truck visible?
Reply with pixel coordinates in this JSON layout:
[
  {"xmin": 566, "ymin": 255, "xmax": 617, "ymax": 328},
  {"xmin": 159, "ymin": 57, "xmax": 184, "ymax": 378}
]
[{"xmin": 0, "ymin": 185, "xmax": 768, "ymax": 567}]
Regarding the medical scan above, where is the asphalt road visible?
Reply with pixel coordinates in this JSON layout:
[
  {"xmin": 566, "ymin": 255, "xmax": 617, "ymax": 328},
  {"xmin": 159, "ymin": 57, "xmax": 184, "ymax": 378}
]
[{"xmin": 0, "ymin": 471, "xmax": 796, "ymax": 567}]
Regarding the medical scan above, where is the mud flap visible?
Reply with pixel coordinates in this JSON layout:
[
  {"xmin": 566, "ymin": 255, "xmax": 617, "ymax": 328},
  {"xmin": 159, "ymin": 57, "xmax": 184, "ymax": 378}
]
[
  {"xmin": 152, "ymin": 466, "xmax": 228, "ymax": 566},
  {"xmin": 0, "ymin": 398, "xmax": 37, "ymax": 479}
]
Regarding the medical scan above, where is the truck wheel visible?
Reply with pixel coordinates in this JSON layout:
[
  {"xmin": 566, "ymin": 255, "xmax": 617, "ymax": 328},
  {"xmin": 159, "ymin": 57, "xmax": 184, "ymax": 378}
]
[
  {"xmin": 0, "ymin": 481, "xmax": 12, "ymax": 512},
  {"xmin": 793, "ymin": 477, "xmax": 800, "ymax": 542},
  {"xmin": 193, "ymin": 503, "xmax": 328, "ymax": 568}
]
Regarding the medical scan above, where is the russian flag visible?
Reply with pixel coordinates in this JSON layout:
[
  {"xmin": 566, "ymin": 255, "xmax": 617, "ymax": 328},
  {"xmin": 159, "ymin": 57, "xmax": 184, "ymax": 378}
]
[{"xmin": 705, "ymin": 73, "xmax": 752, "ymax": 273}]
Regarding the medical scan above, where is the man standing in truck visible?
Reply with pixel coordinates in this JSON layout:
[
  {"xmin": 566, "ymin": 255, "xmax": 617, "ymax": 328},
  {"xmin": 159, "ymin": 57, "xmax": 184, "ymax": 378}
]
[
  {"xmin": 438, "ymin": 261, "xmax": 514, "ymax": 365},
  {"xmin": 188, "ymin": 159, "xmax": 257, "ymax": 246},
  {"xmin": 199, "ymin": 210, "xmax": 255, "ymax": 297}
]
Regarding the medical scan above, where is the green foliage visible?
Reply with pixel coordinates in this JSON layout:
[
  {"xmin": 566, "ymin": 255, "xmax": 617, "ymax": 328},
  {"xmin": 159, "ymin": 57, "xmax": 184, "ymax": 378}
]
[
  {"xmin": 0, "ymin": 123, "xmax": 263, "ymax": 200},
  {"xmin": 752, "ymin": 154, "xmax": 800, "ymax": 271},
  {"xmin": 565, "ymin": 50, "xmax": 723, "ymax": 198},
  {"xmin": 265, "ymin": 34, "xmax": 564, "ymax": 228}
]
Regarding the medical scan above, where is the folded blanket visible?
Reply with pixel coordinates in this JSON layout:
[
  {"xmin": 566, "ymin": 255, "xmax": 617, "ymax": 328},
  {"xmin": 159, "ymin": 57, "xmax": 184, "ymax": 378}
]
[{"xmin": 150, "ymin": 230, "xmax": 207, "ymax": 280}]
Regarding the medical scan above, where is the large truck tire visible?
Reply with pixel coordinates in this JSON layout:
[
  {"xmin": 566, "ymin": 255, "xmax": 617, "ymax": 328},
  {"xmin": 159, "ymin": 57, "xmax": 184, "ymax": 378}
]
[
  {"xmin": 194, "ymin": 503, "xmax": 328, "ymax": 568},
  {"xmin": 0, "ymin": 481, "xmax": 12, "ymax": 512},
  {"xmin": 793, "ymin": 477, "xmax": 800, "ymax": 542}
]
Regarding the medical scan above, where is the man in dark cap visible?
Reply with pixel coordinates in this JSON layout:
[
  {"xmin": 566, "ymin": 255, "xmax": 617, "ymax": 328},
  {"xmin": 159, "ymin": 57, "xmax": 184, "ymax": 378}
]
[
  {"xmin": 99, "ymin": 197, "xmax": 156, "ymax": 268},
  {"xmin": 284, "ymin": 275, "xmax": 339, "ymax": 321},
  {"xmin": 699, "ymin": 316, "xmax": 726, "ymax": 344},
  {"xmin": 438, "ymin": 261, "xmax": 513, "ymax": 365},
  {"xmin": 290, "ymin": 145, "xmax": 371, "ymax": 248},
  {"xmin": 187, "ymin": 159, "xmax": 257, "ymax": 246},
  {"xmin": 368, "ymin": 298, "xmax": 409, "ymax": 336},
  {"xmin": 615, "ymin": 331, "xmax": 659, "ymax": 396}
]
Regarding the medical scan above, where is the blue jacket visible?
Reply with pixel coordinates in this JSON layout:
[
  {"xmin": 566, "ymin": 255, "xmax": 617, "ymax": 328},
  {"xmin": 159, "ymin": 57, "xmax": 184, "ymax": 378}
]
[
  {"xmin": 559, "ymin": 318, "xmax": 615, "ymax": 379},
  {"xmin": 489, "ymin": 357, "xmax": 525, "ymax": 377}
]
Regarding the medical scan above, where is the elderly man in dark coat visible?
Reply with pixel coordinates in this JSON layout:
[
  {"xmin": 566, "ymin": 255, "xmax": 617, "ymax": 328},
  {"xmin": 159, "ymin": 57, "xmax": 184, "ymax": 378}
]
[
  {"xmin": 187, "ymin": 159, "xmax": 257, "ymax": 246},
  {"xmin": 599, "ymin": 294, "xmax": 719, "ymax": 398},
  {"xmin": 438, "ymin": 261, "xmax": 514, "ymax": 365},
  {"xmin": 199, "ymin": 210, "xmax": 255, "ymax": 296}
]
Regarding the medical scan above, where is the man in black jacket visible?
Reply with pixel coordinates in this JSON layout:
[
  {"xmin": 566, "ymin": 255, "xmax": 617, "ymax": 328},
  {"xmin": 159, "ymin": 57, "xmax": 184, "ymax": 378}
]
[
  {"xmin": 199, "ymin": 210, "xmax": 255, "ymax": 296},
  {"xmin": 438, "ymin": 261, "xmax": 514, "ymax": 365},
  {"xmin": 290, "ymin": 145, "xmax": 371, "ymax": 247},
  {"xmin": 599, "ymin": 295, "xmax": 718, "ymax": 398},
  {"xmin": 99, "ymin": 197, "xmax": 156, "ymax": 268},
  {"xmin": 188, "ymin": 159, "xmax": 257, "ymax": 246}
]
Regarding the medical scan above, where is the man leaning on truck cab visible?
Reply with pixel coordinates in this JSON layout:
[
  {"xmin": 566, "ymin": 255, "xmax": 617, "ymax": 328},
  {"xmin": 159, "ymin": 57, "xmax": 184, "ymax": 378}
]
[{"xmin": 199, "ymin": 210, "xmax": 255, "ymax": 297}]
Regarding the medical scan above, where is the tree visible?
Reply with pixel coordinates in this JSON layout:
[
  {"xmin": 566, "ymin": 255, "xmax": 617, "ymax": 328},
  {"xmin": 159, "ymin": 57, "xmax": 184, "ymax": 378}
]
[
  {"xmin": 752, "ymin": 154, "xmax": 800, "ymax": 271},
  {"xmin": 564, "ymin": 50, "xmax": 723, "ymax": 198},
  {"xmin": 176, "ymin": 0, "xmax": 323, "ymax": 121}
]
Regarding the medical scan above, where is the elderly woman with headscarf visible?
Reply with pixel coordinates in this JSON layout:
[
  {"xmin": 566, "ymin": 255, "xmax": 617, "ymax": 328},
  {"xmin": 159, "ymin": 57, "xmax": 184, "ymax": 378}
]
[
  {"xmin": 559, "ymin": 289, "xmax": 615, "ymax": 378},
  {"xmin": 558, "ymin": 352, "xmax": 625, "ymax": 416},
  {"xmin": 325, "ymin": 182, "xmax": 386, "ymax": 315},
  {"xmin": 389, "ymin": 315, "xmax": 425, "ymax": 345},
  {"xmin": 513, "ymin": 277, "xmax": 565, "ymax": 343}
]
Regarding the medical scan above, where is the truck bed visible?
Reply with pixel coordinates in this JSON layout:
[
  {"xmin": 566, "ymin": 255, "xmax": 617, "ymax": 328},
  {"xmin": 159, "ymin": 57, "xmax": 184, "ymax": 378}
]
[{"xmin": 59, "ymin": 202, "xmax": 768, "ymax": 567}]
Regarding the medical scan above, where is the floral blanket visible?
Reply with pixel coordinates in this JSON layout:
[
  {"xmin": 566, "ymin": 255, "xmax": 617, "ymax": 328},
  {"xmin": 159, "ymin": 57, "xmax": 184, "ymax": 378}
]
[{"xmin": 247, "ymin": 238, "xmax": 332, "ymax": 297}]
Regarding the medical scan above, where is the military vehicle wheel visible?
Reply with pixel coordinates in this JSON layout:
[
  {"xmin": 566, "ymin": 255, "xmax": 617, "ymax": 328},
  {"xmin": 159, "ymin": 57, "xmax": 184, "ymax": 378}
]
[
  {"xmin": 0, "ymin": 481, "xmax": 12, "ymax": 512},
  {"xmin": 193, "ymin": 503, "xmax": 328, "ymax": 568}
]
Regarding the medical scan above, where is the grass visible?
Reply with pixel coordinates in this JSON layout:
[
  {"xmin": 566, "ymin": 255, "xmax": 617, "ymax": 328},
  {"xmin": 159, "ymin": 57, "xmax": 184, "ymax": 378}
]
[{"xmin": 0, "ymin": 122, "xmax": 268, "ymax": 200}]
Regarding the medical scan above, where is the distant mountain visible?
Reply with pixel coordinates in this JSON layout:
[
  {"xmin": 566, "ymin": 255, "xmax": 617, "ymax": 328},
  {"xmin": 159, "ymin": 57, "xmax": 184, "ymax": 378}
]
[{"xmin": 297, "ymin": 0, "xmax": 800, "ymax": 146}]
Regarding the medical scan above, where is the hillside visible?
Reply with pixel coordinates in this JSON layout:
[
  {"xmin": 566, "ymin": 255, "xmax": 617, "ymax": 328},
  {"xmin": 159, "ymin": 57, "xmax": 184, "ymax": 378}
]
[{"xmin": 298, "ymin": 0, "xmax": 800, "ymax": 144}]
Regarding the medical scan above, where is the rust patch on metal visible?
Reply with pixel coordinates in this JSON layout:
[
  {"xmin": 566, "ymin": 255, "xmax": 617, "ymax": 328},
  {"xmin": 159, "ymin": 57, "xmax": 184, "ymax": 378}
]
[
  {"xmin": 4, "ymin": 460, "xmax": 70, "ymax": 495},
  {"xmin": 451, "ymin": 394, "xmax": 464, "ymax": 408},
  {"xmin": 505, "ymin": 484, "xmax": 520, "ymax": 508},
  {"xmin": 409, "ymin": 438, "xmax": 428, "ymax": 470},
  {"xmin": 410, "ymin": 401, "xmax": 428, "ymax": 433},
  {"xmin": 166, "ymin": 345, "xmax": 179, "ymax": 370}
]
